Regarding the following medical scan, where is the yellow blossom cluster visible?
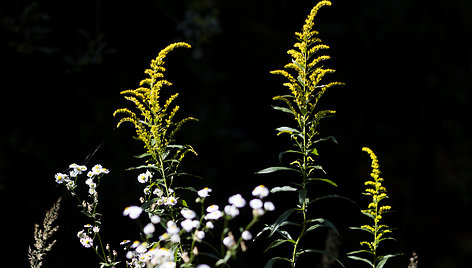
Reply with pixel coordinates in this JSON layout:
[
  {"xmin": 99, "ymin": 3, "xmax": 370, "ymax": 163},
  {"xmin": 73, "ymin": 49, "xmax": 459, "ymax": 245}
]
[
  {"xmin": 358, "ymin": 147, "xmax": 394, "ymax": 253},
  {"xmin": 113, "ymin": 42, "xmax": 197, "ymax": 167}
]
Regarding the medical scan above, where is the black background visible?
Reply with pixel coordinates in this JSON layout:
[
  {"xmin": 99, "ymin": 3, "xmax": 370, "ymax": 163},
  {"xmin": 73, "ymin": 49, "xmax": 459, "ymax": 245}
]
[{"xmin": 1, "ymin": 0, "xmax": 471, "ymax": 267}]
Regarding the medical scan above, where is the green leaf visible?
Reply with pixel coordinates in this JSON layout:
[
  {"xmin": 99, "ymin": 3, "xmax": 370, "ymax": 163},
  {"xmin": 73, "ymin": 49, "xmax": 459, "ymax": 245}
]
[
  {"xmin": 298, "ymin": 188, "xmax": 307, "ymax": 206},
  {"xmin": 256, "ymin": 166, "xmax": 300, "ymax": 174},
  {"xmin": 271, "ymin": 186, "xmax": 298, "ymax": 193},
  {"xmin": 264, "ymin": 239, "xmax": 295, "ymax": 252},
  {"xmin": 307, "ymin": 177, "xmax": 337, "ymax": 187},
  {"xmin": 350, "ymin": 226, "xmax": 374, "ymax": 235},
  {"xmin": 299, "ymin": 249, "xmax": 345, "ymax": 268},
  {"xmin": 347, "ymin": 249, "xmax": 373, "ymax": 255},
  {"xmin": 308, "ymin": 194, "xmax": 353, "ymax": 205},
  {"xmin": 264, "ymin": 257, "xmax": 292, "ymax": 268},
  {"xmin": 269, "ymin": 208, "xmax": 297, "ymax": 237},
  {"xmin": 314, "ymin": 136, "xmax": 337, "ymax": 144},
  {"xmin": 272, "ymin": 105, "xmax": 295, "ymax": 115},
  {"xmin": 276, "ymin": 126, "xmax": 301, "ymax": 136},
  {"xmin": 347, "ymin": 255, "xmax": 373, "ymax": 266},
  {"xmin": 377, "ymin": 254, "xmax": 401, "ymax": 268},
  {"xmin": 306, "ymin": 218, "xmax": 339, "ymax": 235},
  {"xmin": 134, "ymin": 152, "xmax": 152, "ymax": 159}
]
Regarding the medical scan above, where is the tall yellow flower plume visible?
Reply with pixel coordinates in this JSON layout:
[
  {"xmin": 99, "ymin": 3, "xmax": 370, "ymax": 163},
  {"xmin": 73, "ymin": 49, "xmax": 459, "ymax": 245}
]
[
  {"xmin": 114, "ymin": 42, "xmax": 197, "ymax": 182},
  {"xmin": 348, "ymin": 147, "xmax": 400, "ymax": 268}
]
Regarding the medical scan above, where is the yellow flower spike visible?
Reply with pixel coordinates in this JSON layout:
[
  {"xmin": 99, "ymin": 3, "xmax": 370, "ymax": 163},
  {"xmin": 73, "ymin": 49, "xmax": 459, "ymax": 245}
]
[
  {"xmin": 349, "ymin": 147, "xmax": 398, "ymax": 267},
  {"xmin": 114, "ymin": 42, "xmax": 196, "ymax": 173}
]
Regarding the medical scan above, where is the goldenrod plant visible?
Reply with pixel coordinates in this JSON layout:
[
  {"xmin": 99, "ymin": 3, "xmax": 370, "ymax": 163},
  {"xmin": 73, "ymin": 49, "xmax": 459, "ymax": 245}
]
[
  {"xmin": 348, "ymin": 147, "xmax": 400, "ymax": 268},
  {"xmin": 53, "ymin": 43, "xmax": 274, "ymax": 268},
  {"xmin": 113, "ymin": 42, "xmax": 198, "ymax": 202},
  {"xmin": 256, "ymin": 1, "xmax": 344, "ymax": 267}
]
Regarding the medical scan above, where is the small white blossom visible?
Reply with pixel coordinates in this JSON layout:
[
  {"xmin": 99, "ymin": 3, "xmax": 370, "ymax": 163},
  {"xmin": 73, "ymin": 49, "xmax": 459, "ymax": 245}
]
[
  {"xmin": 249, "ymin": 199, "xmax": 263, "ymax": 209},
  {"xmin": 181, "ymin": 219, "xmax": 199, "ymax": 232},
  {"xmin": 93, "ymin": 226, "xmax": 100, "ymax": 233},
  {"xmin": 91, "ymin": 164, "xmax": 109, "ymax": 175},
  {"xmin": 123, "ymin": 206, "xmax": 143, "ymax": 219},
  {"xmin": 166, "ymin": 221, "xmax": 180, "ymax": 235},
  {"xmin": 77, "ymin": 230, "xmax": 86, "ymax": 238},
  {"xmin": 252, "ymin": 185, "xmax": 269, "ymax": 198},
  {"xmin": 222, "ymin": 235, "xmax": 235, "ymax": 248},
  {"xmin": 241, "ymin": 230, "xmax": 252, "ymax": 240},
  {"xmin": 80, "ymin": 236, "xmax": 94, "ymax": 248},
  {"xmin": 143, "ymin": 223, "xmax": 155, "ymax": 235},
  {"xmin": 228, "ymin": 194, "xmax": 246, "ymax": 208},
  {"xmin": 224, "ymin": 205, "xmax": 239, "ymax": 218},
  {"xmin": 197, "ymin": 265, "xmax": 211, "ymax": 268},
  {"xmin": 264, "ymin": 201, "xmax": 275, "ymax": 211},
  {"xmin": 206, "ymin": 221, "xmax": 214, "ymax": 229},
  {"xmin": 137, "ymin": 173, "xmax": 149, "ymax": 184},
  {"xmin": 170, "ymin": 234, "xmax": 180, "ymax": 243},
  {"xmin": 197, "ymin": 187, "xmax": 212, "ymax": 198},
  {"xmin": 205, "ymin": 210, "xmax": 223, "ymax": 220},
  {"xmin": 151, "ymin": 215, "xmax": 161, "ymax": 224},
  {"xmin": 206, "ymin": 205, "xmax": 219, "ymax": 213},
  {"xmin": 196, "ymin": 230, "xmax": 205, "ymax": 240},
  {"xmin": 181, "ymin": 208, "xmax": 196, "ymax": 219},
  {"xmin": 165, "ymin": 196, "xmax": 178, "ymax": 206},
  {"xmin": 55, "ymin": 173, "xmax": 68, "ymax": 184},
  {"xmin": 154, "ymin": 188, "xmax": 164, "ymax": 197}
]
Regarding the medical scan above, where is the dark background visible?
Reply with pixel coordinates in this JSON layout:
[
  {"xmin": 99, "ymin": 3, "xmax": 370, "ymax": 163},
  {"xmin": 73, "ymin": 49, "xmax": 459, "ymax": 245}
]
[{"xmin": 1, "ymin": 0, "xmax": 471, "ymax": 267}]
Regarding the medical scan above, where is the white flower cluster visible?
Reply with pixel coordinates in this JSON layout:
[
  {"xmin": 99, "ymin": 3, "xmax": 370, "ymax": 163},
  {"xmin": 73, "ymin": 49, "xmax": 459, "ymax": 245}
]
[
  {"xmin": 54, "ymin": 163, "xmax": 109, "ymax": 194},
  {"xmin": 122, "ymin": 185, "xmax": 274, "ymax": 267},
  {"xmin": 126, "ymin": 243, "xmax": 176, "ymax": 268},
  {"xmin": 77, "ymin": 224, "xmax": 100, "ymax": 248}
]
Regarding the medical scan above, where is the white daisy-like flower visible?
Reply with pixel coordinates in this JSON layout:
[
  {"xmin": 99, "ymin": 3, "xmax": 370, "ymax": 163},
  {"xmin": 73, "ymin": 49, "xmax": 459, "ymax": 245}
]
[
  {"xmin": 88, "ymin": 187, "xmax": 97, "ymax": 196},
  {"xmin": 120, "ymin": 240, "xmax": 131, "ymax": 245},
  {"xmin": 197, "ymin": 265, "xmax": 211, "ymax": 268},
  {"xmin": 66, "ymin": 180, "xmax": 76, "ymax": 190},
  {"xmin": 123, "ymin": 206, "xmax": 143, "ymax": 219},
  {"xmin": 205, "ymin": 210, "xmax": 223, "ymax": 220},
  {"xmin": 161, "ymin": 261, "xmax": 176, "ymax": 268},
  {"xmin": 93, "ymin": 226, "xmax": 100, "ymax": 233},
  {"xmin": 137, "ymin": 173, "xmax": 149, "ymax": 184},
  {"xmin": 181, "ymin": 208, "xmax": 196, "ymax": 219},
  {"xmin": 222, "ymin": 235, "xmax": 235, "ymax": 248},
  {"xmin": 206, "ymin": 205, "xmax": 219, "ymax": 213},
  {"xmin": 249, "ymin": 199, "xmax": 263, "ymax": 209},
  {"xmin": 91, "ymin": 164, "xmax": 109, "ymax": 175},
  {"xmin": 80, "ymin": 236, "xmax": 94, "ymax": 248},
  {"xmin": 196, "ymin": 230, "xmax": 205, "ymax": 240},
  {"xmin": 197, "ymin": 187, "xmax": 212, "ymax": 198},
  {"xmin": 78, "ymin": 165, "xmax": 87, "ymax": 172},
  {"xmin": 264, "ymin": 201, "xmax": 275, "ymax": 211},
  {"xmin": 151, "ymin": 215, "xmax": 161, "ymax": 224},
  {"xmin": 181, "ymin": 219, "xmax": 199, "ymax": 232},
  {"xmin": 143, "ymin": 223, "xmax": 155, "ymax": 235},
  {"xmin": 206, "ymin": 221, "xmax": 214, "ymax": 229},
  {"xmin": 154, "ymin": 188, "xmax": 164, "ymax": 197},
  {"xmin": 252, "ymin": 185, "xmax": 269, "ymax": 198},
  {"xmin": 55, "ymin": 173, "xmax": 68, "ymax": 184},
  {"xmin": 69, "ymin": 169, "xmax": 80, "ymax": 178},
  {"xmin": 77, "ymin": 230, "xmax": 86, "ymax": 238},
  {"xmin": 228, "ymin": 194, "xmax": 246, "ymax": 208},
  {"xmin": 224, "ymin": 205, "xmax": 239, "ymax": 218},
  {"xmin": 166, "ymin": 196, "xmax": 178, "ymax": 206},
  {"xmin": 69, "ymin": 163, "xmax": 79, "ymax": 170},
  {"xmin": 166, "ymin": 221, "xmax": 180, "ymax": 235},
  {"xmin": 170, "ymin": 234, "xmax": 180, "ymax": 243},
  {"xmin": 241, "ymin": 230, "xmax": 252, "ymax": 240}
]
